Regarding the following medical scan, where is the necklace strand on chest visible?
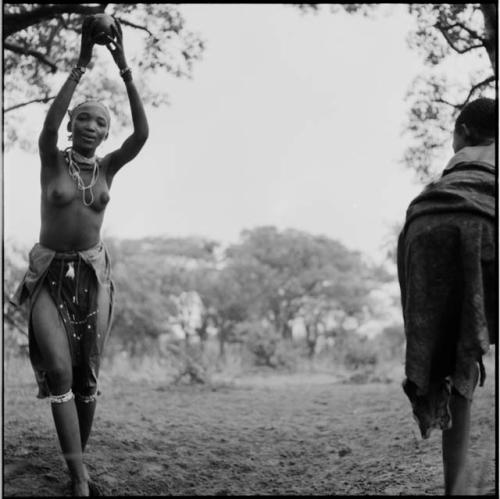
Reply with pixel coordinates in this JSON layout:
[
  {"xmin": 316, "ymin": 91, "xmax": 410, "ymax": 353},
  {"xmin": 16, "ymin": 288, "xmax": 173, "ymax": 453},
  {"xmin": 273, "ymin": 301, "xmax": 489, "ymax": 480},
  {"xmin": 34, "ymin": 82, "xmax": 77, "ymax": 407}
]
[{"xmin": 64, "ymin": 147, "xmax": 100, "ymax": 207}]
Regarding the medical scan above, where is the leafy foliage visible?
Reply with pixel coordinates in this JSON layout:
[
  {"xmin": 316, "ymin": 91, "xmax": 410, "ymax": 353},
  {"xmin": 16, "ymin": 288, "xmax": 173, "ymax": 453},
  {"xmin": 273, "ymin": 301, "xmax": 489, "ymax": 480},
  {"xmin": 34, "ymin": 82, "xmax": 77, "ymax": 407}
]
[
  {"xmin": 3, "ymin": 242, "xmax": 30, "ymax": 357},
  {"xmin": 295, "ymin": 3, "xmax": 496, "ymax": 182},
  {"xmin": 225, "ymin": 226, "xmax": 389, "ymax": 339},
  {"xmin": 403, "ymin": 4, "xmax": 496, "ymax": 181},
  {"xmin": 3, "ymin": 229, "xmax": 399, "ymax": 371},
  {"xmin": 243, "ymin": 319, "xmax": 298, "ymax": 369},
  {"xmin": 4, "ymin": 3, "xmax": 205, "ymax": 150},
  {"xmin": 295, "ymin": 4, "xmax": 380, "ymax": 17},
  {"xmin": 105, "ymin": 236, "xmax": 218, "ymax": 353}
]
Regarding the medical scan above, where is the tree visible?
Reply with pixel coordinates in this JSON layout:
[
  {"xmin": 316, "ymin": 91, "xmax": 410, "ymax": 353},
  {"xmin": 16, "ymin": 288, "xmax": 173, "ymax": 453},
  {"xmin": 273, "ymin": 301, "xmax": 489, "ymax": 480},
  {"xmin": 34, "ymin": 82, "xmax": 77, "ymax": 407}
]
[
  {"xmin": 194, "ymin": 265, "xmax": 255, "ymax": 359},
  {"xmin": 404, "ymin": 4, "xmax": 496, "ymax": 181},
  {"xmin": 225, "ymin": 226, "xmax": 387, "ymax": 341},
  {"xmin": 3, "ymin": 3, "xmax": 205, "ymax": 150},
  {"xmin": 299, "ymin": 296, "xmax": 333, "ymax": 359},
  {"xmin": 171, "ymin": 290, "xmax": 204, "ymax": 347},
  {"xmin": 295, "ymin": 3, "xmax": 496, "ymax": 182},
  {"xmin": 104, "ymin": 235, "xmax": 218, "ymax": 355},
  {"xmin": 3, "ymin": 241, "xmax": 31, "ymax": 357}
]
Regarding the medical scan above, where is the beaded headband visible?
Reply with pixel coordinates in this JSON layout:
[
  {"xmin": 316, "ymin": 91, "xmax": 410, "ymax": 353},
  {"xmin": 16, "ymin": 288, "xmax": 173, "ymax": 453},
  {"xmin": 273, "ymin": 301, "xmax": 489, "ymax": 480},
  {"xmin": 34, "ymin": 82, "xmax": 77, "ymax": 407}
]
[{"xmin": 68, "ymin": 100, "xmax": 111, "ymax": 130}]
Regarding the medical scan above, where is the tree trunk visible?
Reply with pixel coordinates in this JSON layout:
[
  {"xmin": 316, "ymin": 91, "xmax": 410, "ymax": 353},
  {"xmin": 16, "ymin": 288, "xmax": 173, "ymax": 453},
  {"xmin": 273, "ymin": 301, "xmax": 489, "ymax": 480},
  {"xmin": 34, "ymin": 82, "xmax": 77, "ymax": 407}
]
[
  {"xmin": 480, "ymin": 3, "xmax": 497, "ymax": 77},
  {"xmin": 218, "ymin": 330, "xmax": 226, "ymax": 359},
  {"xmin": 281, "ymin": 321, "xmax": 293, "ymax": 341},
  {"xmin": 305, "ymin": 324, "xmax": 317, "ymax": 360},
  {"xmin": 196, "ymin": 322, "xmax": 208, "ymax": 352}
]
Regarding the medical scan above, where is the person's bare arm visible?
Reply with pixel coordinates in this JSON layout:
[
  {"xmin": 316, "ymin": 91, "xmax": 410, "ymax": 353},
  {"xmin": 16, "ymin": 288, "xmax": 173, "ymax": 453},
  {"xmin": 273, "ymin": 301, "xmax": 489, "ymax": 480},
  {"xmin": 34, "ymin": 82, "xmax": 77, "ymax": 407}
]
[
  {"xmin": 38, "ymin": 17, "xmax": 95, "ymax": 164},
  {"xmin": 104, "ymin": 20, "xmax": 149, "ymax": 180}
]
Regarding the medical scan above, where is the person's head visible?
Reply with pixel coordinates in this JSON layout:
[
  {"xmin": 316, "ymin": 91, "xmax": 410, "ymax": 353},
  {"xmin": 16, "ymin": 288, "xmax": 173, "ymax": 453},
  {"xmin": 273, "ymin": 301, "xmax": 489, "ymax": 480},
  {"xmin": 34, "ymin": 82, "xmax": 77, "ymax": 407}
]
[
  {"xmin": 67, "ymin": 100, "xmax": 111, "ymax": 154},
  {"xmin": 453, "ymin": 97, "xmax": 496, "ymax": 153}
]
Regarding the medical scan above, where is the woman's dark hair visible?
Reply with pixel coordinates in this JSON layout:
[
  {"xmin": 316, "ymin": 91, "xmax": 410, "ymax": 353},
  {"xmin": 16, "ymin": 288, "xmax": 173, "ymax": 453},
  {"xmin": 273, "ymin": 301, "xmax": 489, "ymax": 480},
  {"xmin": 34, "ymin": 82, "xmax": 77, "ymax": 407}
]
[{"xmin": 455, "ymin": 97, "xmax": 496, "ymax": 139}]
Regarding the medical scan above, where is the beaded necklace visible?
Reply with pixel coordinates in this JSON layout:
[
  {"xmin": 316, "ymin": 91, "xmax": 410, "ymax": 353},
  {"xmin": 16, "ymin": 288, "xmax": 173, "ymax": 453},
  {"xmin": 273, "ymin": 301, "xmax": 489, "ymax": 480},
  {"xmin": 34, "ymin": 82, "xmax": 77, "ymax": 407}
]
[{"xmin": 64, "ymin": 147, "xmax": 100, "ymax": 206}]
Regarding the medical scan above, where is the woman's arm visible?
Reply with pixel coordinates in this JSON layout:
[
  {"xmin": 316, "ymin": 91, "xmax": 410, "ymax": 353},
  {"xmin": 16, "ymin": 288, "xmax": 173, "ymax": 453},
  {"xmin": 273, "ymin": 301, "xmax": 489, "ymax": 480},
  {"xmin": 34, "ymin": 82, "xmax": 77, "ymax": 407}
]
[
  {"xmin": 105, "ymin": 20, "xmax": 149, "ymax": 179},
  {"xmin": 38, "ymin": 17, "xmax": 95, "ymax": 163}
]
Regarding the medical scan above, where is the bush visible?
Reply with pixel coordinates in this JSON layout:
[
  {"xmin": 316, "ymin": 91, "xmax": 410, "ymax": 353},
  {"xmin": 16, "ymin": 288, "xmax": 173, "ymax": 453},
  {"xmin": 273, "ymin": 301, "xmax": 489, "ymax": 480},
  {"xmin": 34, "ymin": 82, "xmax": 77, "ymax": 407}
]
[
  {"xmin": 3, "ymin": 324, "xmax": 29, "ymax": 360},
  {"xmin": 343, "ymin": 339, "xmax": 378, "ymax": 370},
  {"xmin": 332, "ymin": 331, "xmax": 378, "ymax": 370},
  {"xmin": 377, "ymin": 324, "xmax": 405, "ymax": 361},
  {"xmin": 242, "ymin": 321, "xmax": 298, "ymax": 370}
]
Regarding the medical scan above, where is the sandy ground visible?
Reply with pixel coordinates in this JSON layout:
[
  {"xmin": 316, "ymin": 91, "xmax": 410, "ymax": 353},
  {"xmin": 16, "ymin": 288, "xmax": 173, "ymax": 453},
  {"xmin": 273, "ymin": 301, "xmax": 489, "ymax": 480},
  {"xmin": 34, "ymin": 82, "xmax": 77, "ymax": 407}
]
[{"xmin": 3, "ymin": 357, "xmax": 496, "ymax": 496}]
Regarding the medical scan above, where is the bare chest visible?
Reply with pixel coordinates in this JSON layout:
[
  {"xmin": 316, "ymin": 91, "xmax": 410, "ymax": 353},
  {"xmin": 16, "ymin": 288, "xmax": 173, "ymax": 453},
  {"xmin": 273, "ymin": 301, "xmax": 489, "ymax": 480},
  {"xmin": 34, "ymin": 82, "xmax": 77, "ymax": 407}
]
[{"xmin": 43, "ymin": 152, "xmax": 111, "ymax": 212}]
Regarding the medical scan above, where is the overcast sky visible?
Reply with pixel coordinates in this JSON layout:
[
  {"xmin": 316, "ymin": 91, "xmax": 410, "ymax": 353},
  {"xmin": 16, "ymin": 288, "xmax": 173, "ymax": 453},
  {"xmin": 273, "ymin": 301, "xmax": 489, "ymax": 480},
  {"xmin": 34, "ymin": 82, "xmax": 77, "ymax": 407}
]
[{"xmin": 5, "ymin": 4, "xmax": 445, "ymax": 263}]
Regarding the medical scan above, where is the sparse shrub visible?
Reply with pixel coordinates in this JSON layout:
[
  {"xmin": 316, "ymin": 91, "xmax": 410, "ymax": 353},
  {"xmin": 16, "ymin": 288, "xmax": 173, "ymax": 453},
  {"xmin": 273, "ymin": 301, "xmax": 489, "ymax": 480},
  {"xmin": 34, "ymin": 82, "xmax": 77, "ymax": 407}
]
[
  {"xmin": 343, "ymin": 340, "xmax": 378, "ymax": 370},
  {"xmin": 3, "ymin": 324, "xmax": 29, "ymax": 360},
  {"xmin": 377, "ymin": 323, "xmax": 405, "ymax": 361},
  {"xmin": 332, "ymin": 330, "xmax": 378, "ymax": 370},
  {"xmin": 243, "ymin": 321, "xmax": 297, "ymax": 370},
  {"xmin": 244, "ymin": 322, "xmax": 280, "ymax": 367}
]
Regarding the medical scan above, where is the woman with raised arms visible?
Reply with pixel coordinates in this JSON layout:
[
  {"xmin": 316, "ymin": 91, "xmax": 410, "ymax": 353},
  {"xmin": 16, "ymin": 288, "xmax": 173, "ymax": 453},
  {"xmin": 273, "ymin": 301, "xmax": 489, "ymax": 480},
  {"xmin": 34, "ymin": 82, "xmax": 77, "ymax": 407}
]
[{"xmin": 11, "ymin": 15, "xmax": 148, "ymax": 496}]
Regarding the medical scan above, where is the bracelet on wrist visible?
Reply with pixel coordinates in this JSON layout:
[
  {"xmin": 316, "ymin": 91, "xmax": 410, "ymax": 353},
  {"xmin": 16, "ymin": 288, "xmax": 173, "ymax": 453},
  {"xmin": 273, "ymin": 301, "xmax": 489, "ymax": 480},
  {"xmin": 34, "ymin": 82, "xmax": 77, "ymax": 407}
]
[
  {"xmin": 68, "ymin": 66, "xmax": 85, "ymax": 83},
  {"xmin": 119, "ymin": 67, "xmax": 132, "ymax": 82}
]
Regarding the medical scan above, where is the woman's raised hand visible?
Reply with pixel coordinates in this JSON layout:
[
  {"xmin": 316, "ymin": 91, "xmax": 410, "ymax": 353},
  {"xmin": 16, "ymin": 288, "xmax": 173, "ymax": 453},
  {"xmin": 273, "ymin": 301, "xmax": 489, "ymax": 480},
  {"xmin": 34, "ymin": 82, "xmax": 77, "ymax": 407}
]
[
  {"xmin": 77, "ymin": 16, "xmax": 95, "ymax": 67},
  {"xmin": 105, "ymin": 18, "xmax": 127, "ymax": 70}
]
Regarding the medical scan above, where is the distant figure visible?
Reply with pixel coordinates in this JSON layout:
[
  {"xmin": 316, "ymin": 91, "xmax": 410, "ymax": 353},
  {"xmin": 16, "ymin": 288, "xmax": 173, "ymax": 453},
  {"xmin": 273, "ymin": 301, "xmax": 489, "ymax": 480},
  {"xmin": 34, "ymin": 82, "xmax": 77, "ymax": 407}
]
[
  {"xmin": 10, "ymin": 15, "xmax": 148, "ymax": 496},
  {"xmin": 397, "ymin": 97, "xmax": 496, "ymax": 495}
]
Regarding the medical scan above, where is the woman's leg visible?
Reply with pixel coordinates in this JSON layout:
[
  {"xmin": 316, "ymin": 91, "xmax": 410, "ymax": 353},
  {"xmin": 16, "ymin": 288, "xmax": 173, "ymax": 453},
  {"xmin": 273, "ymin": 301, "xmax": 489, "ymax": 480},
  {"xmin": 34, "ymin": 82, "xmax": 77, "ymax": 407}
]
[
  {"xmin": 76, "ymin": 284, "xmax": 111, "ymax": 455},
  {"xmin": 31, "ymin": 287, "xmax": 89, "ymax": 496},
  {"xmin": 75, "ymin": 396, "xmax": 97, "ymax": 491},
  {"xmin": 75, "ymin": 396, "xmax": 96, "ymax": 453},
  {"xmin": 442, "ymin": 392, "xmax": 472, "ymax": 495}
]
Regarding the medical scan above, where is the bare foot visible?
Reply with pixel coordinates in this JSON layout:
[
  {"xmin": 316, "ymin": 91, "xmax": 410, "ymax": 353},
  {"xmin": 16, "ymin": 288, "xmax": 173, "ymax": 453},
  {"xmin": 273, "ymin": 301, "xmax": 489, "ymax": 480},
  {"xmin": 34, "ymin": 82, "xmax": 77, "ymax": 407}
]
[
  {"xmin": 82, "ymin": 464, "xmax": 102, "ymax": 496},
  {"xmin": 71, "ymin": 479, "xmax": 90, "ymax": 497},
  {"xmin": 83, "ymin": 464, "xmax": 90, "ymax": 482}
]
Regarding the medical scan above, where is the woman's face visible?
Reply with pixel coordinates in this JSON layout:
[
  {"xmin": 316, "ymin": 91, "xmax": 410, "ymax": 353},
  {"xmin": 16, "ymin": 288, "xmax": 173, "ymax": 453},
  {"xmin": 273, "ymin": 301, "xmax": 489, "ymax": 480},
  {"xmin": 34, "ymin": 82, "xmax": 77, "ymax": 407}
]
[{"xmin": 70, "ymin": 103, "xmax": 109, "ymax": 152}]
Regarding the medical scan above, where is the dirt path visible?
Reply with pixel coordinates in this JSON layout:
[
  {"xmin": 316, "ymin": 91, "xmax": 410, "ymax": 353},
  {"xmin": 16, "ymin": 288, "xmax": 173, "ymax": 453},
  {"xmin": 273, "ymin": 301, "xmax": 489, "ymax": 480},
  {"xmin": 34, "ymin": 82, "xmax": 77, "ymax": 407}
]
[{"xmin": 3, "ymin": 364, "xmax": 496, "ymax": 496}]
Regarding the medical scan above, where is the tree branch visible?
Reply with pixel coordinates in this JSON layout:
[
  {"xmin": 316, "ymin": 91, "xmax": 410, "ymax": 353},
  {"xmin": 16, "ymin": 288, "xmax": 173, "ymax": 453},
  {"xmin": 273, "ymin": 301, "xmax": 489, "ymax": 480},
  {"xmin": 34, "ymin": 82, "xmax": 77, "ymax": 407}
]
[
  {"xmin": 5, "ymin": 95, "xmax": 56, "ymax": 113},
  {"xmin": 45, "ymin": 18, "xmax": 61, "ymax": 55},
  {"xmin": 459, "ymin": 75, "xmax": 495, "ymax": 108},
  {"xmin": 434, "ymin": 75, "xmax": 495, "ymax": 110},
  {"xmin": 4, "ymin": 4, "xmax": 106, "ymax": 38},
  {"xmin": 480, "ymin": 3, "xmax": 497, "ymax": 77},
  {"xmin": 435, "ymin": 23, "xmax": 485, "ymax": 54},
  {"xmin": 442, "ymin": 21, "xmax": 487, "ymax": 43},
  {"xmin": 4, "ymin": 315, "xmax": 28, "ymax": 338},
  {"xmin": 116, "ymin": 17, "xmax": 154, "ymax": 38},
  {"xmin": 4, "ymin": 41, "xmax": 58, "ymax": 72},
  {"xmin": 434, "ymin": 98, "xmax": 462, "ymax": 110}
]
